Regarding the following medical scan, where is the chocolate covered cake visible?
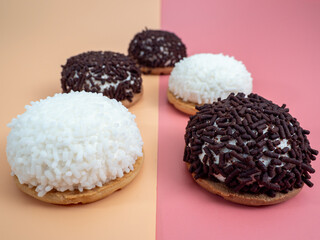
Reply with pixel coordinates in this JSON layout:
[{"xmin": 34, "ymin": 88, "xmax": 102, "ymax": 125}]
[
  {"xmin": 128, "ymin": 29, "xmax": 187, "ymax": 75},
  {"xmin": 61, "ymin": 51, "xmax": 143, "ymax": 107},
  {"xmin": 184, "ymin": 93, "xmax": 317, "ymax": 206}
]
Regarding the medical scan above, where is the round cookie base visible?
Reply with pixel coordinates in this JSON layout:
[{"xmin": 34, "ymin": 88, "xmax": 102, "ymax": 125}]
[
  {"xmin": 121, "ymin": 87, "xmax": 143, "ymax": 108},
  {"xmin": 14, "ymin": 152, "xmax": 144, "ymax": 205},
  {"xmin": 167, "ymin": 89, "xmax": 200, "ymax": 115},
  {"xmin": 140, "ymin": 66, "xmax": 173, "ymax": 75},
  {"xmin": 186, "ymin": 163, "xmax": 302, "ymax": 206}
]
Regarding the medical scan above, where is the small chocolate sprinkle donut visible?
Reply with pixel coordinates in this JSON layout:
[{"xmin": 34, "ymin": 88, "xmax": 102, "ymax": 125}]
[
  {"xmin": 61, "ymin": 51, "xmax": 142, "ymax": 106},
  {"xmin": 128, "ymin": 29, "xmax": 187, "ymax": 74},
  {"xmin": 184, "ymin": 93, "xmax": 318, "ymax": 206}
]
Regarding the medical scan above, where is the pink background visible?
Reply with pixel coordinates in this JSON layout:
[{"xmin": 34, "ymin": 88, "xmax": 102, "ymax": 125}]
[{"xmin": 157, "ymin": 0, "xmax": 320, "ymax": 239}]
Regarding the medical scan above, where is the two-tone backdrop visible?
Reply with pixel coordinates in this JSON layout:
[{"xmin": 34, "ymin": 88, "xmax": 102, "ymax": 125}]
[{"xmin": 1, "ymin": 0, "xmax": 319, "ymax": 239}]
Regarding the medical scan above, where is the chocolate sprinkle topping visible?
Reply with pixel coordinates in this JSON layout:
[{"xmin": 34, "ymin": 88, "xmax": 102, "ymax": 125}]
[
  {"xmin": 61, "ymin": 51, "xmax": 142, "ymax": 102},
  {"xmin": 128, "ymin": 29, "xmax": 187, "ymax": 68},
  {"xmin": 184, "ymin": 93, "xmax": 317, "ymax": 197}
]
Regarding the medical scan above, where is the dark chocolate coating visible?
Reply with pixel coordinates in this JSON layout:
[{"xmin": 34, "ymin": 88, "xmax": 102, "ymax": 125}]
[
  {"xmin": 184, "ymin": 93, "xmax": 317, "ymax": 197},
  {"xmin": 128, "ymin": 29, "xmax": 187, "ymax": 68},
  {"xmin": 61, "ymin": 51, "xmax": 142, "ymax": 102}
]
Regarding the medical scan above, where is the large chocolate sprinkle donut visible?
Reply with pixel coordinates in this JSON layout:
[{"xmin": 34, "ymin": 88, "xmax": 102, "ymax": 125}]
[
  {"xmin": 128, "ymin": 29, "xmax": 187, "ymax": 74},
  {"xmin": 184, "ymin": 93, "xmax": 318, "ymax": 205},
  {"xmin": 61, "ymin": 51, "xmax": 142, "ymax": 106}
]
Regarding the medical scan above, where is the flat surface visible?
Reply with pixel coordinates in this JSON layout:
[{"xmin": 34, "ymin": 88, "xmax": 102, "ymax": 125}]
[
  {"xmin": 157, "ymin": 0, "xmax": 320, "ymax": 240},
  {"xmin": 0, "ymin": 0, "xmax": 159, "ymax": 239},
  {"xmin": 1, "ymin": 1, "xmax": 320, "ymax": 239}
]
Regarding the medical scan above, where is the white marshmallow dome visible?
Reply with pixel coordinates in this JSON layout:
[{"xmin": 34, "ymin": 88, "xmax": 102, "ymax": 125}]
[
  {"xmin": 168, "ymin": 53, "xmax": 253, "ymax": 104},
  {"xmin": 6, "ymin": 91, "xmax": 143, "ymax": 197}
]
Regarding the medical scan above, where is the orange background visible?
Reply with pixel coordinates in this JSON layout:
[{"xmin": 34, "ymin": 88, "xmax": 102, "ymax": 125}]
[{"xmin": 0, "ymin": 0, "xmax": 160, "ymax": 239}]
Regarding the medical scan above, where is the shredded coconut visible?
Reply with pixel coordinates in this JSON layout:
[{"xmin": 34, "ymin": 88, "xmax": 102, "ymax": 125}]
[
  {"xmin": 168, "ymin": 53, "xmax": 252, "ymax": 104},
  {"xmin": 6, "ymin": 91, "xmax": 143, "ymax": 197}
]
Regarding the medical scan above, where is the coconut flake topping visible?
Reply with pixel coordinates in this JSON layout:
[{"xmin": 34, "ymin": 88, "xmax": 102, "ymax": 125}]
[
  {"xmin": 6, "ymin": 91, "xmax": 143, "ymax": 197},
  {"xmin": 169, "ymin": 53, "xmax": 252, "ymax": 104}
]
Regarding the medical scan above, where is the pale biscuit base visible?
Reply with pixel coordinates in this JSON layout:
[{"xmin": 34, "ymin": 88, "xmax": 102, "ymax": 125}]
[
  {"xmin": 121, "ymin": 87, "xmax": 143, "ymax": 108},
  {"xmin": 14, "ymin": 153, "xmax": 144, "ymax": 205},
  {"xmin": 167, "ymin": 89, "xmax": 199, "ymax": 115},
  {"xmin": 140, "ymin": 66, "xmax": 173, "ymax": 75},
  {"xmin": 186, "ymin": 163, "xmax": 302, "ymax": 206}
]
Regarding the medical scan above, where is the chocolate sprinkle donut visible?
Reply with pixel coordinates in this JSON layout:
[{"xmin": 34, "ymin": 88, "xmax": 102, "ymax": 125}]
[
  {"xmin": 184, "ymin": 93, "xmax": 318, "ymax": 197},
  {"xmin": 128, "ymin": 29, "xmax": 187, "ymax": 68},
  {"xmin": 61, "ymin": 51, "xmax": 142, "ymax": 102}
]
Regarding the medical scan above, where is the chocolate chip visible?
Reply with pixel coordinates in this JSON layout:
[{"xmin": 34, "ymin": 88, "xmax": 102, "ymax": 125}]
[
  {"xmin": 225, "ymin": 169, "xmax": 241, "ymax": 184},
  {"xmin": 282, "ymin": 157, "xmax": 301, "ymax": 165},
  {"xmin": 200, "ymin": 136, "xmax": 215, "ymax": 145},
  {"xmin": 256, "ymin": 161, "xmax": 267, "ymax": 172},
  {"xmin": 301, "ymin": 163, "xmax": 315, "ymax": 173},
  {"xmin": 268, "ymin": 164, "xmax": 276, "ymax": 178},
  {"xmin": 266, "ymin": 140, "xmax": 275, "ymax": 151},
  {"xmin": 281, "ymin": 147, "xmax": 289, "ymax": 154},
  {"xmin": 226, "ymin": 144, "xmax": 243, "ymax": 153},
  {"xmin": 302, "ymin": 177, "xmax": 314, "ymax": 187},
  {"xmin": 239, "ymin": 168, "xmax": 260, "ymax": 178},
  {"xmin": 310, "ymin": 148, "xmax": 319, "ymax": 155},
  {"xmin": 251, "ymin": 119, "xmax": 266, "ymax": 129},
  {"xmin": 220, "ymin": 136, "xmax": 231, "ymax": 142},
  {"xmin": 256, "ymin": 140, "xmax": 266, "ymax": 148},
  {"xmin": 263, "ymin": 151, "xmax": 279, "ymax": 159}
]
